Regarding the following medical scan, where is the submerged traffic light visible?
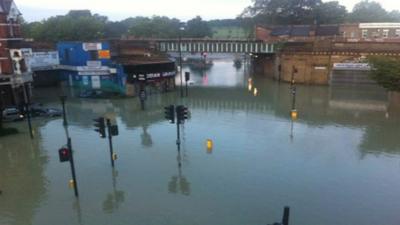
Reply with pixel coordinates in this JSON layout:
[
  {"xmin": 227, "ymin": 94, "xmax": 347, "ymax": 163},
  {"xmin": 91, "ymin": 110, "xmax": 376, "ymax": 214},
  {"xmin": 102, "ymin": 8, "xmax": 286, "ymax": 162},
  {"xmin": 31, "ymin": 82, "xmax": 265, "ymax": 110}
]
[
  {"xmin": 94, "ymin": 117, "xmax": 106, "ymax": 138},
  {"xmin": 164, "ymin": 105, "xmax": 175, "ymax": 124},
  {"xmin": 176, "ymin": 105, "xmax": 189, "ymax": 124},
  {"xmin": 59, "ymin": 147, "xmax": 70, "ymax": 162}
]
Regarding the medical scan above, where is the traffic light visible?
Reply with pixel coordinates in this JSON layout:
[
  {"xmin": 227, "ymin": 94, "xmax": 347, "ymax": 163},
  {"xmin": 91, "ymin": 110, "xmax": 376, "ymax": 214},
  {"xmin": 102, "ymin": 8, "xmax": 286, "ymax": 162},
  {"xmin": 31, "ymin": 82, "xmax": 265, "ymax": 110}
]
[
  {"xmin": 59, "ymin": 147, "xmax": 70, "ymax": 162},
  {"xmin": 94, "ymin": 117, "xmax": 106, "ymax": 138},
  {"xmin": 176, "ymin": 105, "xmax": 189, "ymax": 124},
  {"xmin": 164, "ymin": 105, "xmax": 175, "ymax": 124}
]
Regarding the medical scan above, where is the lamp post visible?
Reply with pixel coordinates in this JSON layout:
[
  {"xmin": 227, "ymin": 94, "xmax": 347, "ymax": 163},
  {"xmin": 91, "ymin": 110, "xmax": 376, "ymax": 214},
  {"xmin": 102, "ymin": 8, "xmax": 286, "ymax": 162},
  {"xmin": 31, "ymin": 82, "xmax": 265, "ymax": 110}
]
[{"xmin": 179, "ymin": 26, "xmax": 185, "ymax": 98}]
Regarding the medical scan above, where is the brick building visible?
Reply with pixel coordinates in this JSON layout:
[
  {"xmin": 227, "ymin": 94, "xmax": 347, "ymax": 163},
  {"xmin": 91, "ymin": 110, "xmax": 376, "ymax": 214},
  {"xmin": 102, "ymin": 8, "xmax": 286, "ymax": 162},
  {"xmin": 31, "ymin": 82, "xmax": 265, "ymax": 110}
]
[
  {"xmin": 0, "ymin": 0, "xmax": 32, "ymax": 108},
  {"xmin": 256, "ymin": 23, "xmax": 400, "ymax": 42}
]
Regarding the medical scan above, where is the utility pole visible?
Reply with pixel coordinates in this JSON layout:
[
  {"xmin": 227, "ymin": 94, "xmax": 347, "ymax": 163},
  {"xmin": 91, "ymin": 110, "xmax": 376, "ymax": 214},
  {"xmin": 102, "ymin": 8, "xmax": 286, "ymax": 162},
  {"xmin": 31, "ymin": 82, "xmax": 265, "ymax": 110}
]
[
  {"xmin": 179, "ymin": 27, "xmax": 185, "ymax": 98},
  {"xmin": 185, "ymin": 72, "xmax": 190, "ymax": 97},
  {"xmin": 59, "ymin": 138, "xmax": 79, "ymax": 197},
  {"xmin": 22, "ymin": 83, "xmax": 33, "ymax": 139}
]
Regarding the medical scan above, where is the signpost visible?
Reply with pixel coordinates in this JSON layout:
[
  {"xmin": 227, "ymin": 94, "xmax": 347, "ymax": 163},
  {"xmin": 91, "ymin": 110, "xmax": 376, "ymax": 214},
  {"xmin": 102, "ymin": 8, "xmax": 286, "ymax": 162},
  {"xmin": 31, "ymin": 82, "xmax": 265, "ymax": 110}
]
[
  {"xmin": 185, "ymin": 72, "xmax": 190, "ymax": 97},
  {"xmin": 58, "ymin": 138, "xmax": 79, "ymax": 197}
]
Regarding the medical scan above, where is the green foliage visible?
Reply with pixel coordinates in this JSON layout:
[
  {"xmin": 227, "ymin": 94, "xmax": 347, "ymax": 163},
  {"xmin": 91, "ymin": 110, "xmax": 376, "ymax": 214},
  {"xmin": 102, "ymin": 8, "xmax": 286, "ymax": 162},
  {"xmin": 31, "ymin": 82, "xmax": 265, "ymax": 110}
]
[
  {"xmin": 22, "ymin": 10, "xmax": 106, "ymax": 42},
  {"xmin": 347, "ymin": 0, "xmax": 394, "ymax": 22},
  {"xmin": 127, "ymin": 16, "xmax": 181, "ymax": 38},
  {"xmin": 315, "ymin": 1, "xmax": 347, "ymax": 24},
  {"xmin": 22, "ymin": 12, "xmax": 216, "ymax": 40},
  {"xmin": 368, "ymin": 56, "xmax": 400, "ymax": 92},
  {"xmin": 185, "ymin": 16, "xmax": 212, "ymax": 38},
  {"xmin": 212, "ymin": 26, "xmax": 247, "ymax": 39},
  {"xmin": 242, "ymin": 0, "xmax": 323, "ymax": 25},
  {"xmin": 243, "ymin": 0, "xmax": 400, "ymax": 25}
]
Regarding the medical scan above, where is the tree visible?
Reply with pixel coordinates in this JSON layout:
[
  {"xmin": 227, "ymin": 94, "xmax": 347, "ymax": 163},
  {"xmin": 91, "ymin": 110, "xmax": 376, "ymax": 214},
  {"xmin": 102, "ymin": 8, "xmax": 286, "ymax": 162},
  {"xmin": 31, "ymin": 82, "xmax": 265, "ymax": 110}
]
[
  {"xmin": 241, "ymin": 0, "xmax": 326, "ymax": 25},
  {"xmin": 315, "ymin": 1, "xmax": 347, "ymax": 24},
  {"xmin": 185, "ymin": 16, "xmax": 212, "ymax": 38},
  {"xmin": 22, "ymin": 10, "xmax": 107, "ymax": 42},
  {"xmin": 126, "ymin": 16, "xmax": 181, "ymax": 38},
  {"xmin": 347, "ymin": 0, "xmax": 390, "ymax": 22},
  {"xmin": 368, "ymin": 56, "xmax": 400, "ymax": 92}
]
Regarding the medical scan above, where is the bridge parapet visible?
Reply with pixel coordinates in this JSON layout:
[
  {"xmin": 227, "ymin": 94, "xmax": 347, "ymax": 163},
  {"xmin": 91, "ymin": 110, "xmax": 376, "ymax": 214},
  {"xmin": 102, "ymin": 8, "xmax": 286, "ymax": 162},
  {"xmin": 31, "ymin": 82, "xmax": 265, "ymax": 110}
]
[{"xmin": 156, "ymin": 39, "xmax": 276, "ymax": 54}]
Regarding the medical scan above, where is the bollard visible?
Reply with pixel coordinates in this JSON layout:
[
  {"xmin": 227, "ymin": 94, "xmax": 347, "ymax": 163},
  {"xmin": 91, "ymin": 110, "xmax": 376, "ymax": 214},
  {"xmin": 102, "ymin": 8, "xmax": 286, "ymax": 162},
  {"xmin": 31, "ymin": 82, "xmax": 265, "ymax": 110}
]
[
  {"xmin": 69, "ymin": 179, "xmax": 75, "ymax": 189},
  {"xmin": 291, "ymin": 109, "xmax": 298, "ymax": 120},
  {"xmin": 206, "ymin": 139, "xmax": 213, "ymax": 151}
]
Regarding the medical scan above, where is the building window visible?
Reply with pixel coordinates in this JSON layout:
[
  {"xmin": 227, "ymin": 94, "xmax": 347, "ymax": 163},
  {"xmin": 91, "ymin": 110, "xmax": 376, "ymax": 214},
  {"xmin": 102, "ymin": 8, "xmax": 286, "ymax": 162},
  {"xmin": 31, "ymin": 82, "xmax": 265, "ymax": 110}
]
[
  {"xmin": 89, "ymin": 50, "xmax": 98, "ymax": 60},
  {"xmin": 395, "ymin": 29, "xmax": 400, "ymax": 37},
  {"xmin": 362, "ymin": 30, "xmax": 368, "ymax": 38},
  {"xmin": 351, "ymin": 32, "xmax": 355, "ymax": 38},
  {"xmin": 383, "ymin": 29, "xmax": 389, "ymax": 38}
]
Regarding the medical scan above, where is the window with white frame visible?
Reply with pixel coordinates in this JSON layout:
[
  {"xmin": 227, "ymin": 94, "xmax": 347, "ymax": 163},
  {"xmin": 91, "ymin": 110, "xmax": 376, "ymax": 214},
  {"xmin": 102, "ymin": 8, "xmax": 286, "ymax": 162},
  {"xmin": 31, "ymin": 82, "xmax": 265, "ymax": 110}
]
[
  {"xmin": 383, "ymin": 29, "xmax": 389, "ymax": 38},
  {"xmin": 362, "ymin": 30, "xmax": 368, "ymax": 38},
  {"xmin": 395, "ymin": 29, "xmax": 400, "ymax": 37}
]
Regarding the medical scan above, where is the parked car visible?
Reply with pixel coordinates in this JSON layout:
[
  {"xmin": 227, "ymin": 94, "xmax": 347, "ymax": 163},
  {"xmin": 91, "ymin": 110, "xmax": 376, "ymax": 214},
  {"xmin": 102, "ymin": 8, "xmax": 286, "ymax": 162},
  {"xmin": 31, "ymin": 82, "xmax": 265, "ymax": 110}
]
[
  {"xmin": 2, "ymin": 107, "xmax": 24, "ymax": 122},
  {"xmin": 31, "ymin": 106, "xmax": 62, "ymax": 117}
]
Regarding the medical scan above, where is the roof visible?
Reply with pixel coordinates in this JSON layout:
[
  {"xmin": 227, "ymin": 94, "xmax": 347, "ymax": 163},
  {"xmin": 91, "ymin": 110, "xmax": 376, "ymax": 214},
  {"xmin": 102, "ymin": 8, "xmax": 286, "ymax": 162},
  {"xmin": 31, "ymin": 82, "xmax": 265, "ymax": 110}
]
[
  {"xmin": 271, "ymin": 27, "xmax": 291, "ymax": 36},
  {"xmin": 316, "ymin": 25, "xmax": 339, "ymax": 36},
  {"xmin": 271, "ymin": 26, "xmax": 311, "ymax": 37},
  {"xmin": 0, "ymin": 0, "xmax": 12, "ymax": 13},
  {"xmin": 291, "ymin": 26, "xmax": 311, "ymax": 36}
]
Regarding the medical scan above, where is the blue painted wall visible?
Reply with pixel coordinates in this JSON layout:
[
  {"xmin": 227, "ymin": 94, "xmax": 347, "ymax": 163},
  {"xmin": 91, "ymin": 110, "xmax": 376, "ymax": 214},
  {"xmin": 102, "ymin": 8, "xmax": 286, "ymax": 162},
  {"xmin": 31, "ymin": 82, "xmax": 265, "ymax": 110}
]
[{"xmin": 57, "ymin": 41, "xmax": 127, "ymax": 94}]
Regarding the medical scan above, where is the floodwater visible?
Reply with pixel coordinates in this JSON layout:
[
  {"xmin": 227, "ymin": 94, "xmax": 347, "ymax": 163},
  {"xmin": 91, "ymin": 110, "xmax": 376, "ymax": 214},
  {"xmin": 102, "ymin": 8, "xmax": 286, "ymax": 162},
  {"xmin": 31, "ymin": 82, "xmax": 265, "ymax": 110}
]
[{"xmin": 1, "ymin": 57, "xmax": 400, "ymax": 225}]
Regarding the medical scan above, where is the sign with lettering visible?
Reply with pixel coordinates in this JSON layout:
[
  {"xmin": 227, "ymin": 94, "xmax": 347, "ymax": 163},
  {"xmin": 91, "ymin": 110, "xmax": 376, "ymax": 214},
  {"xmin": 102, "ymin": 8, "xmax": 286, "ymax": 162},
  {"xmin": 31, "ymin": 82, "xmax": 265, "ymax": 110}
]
[
  {"xmin": 98, "ymin": 50, "xmax": 111, "ymax": 59},
  {"xmin": 333, "ymin": 63, "xmax": 371, "ymax": 70},
  {"xmin": 83, "ymin": 43, "xmax": 102, "ymax": 51},
  {"xmin": 26, "ymin": 51, "xmax": 60, "ymax": 69}
]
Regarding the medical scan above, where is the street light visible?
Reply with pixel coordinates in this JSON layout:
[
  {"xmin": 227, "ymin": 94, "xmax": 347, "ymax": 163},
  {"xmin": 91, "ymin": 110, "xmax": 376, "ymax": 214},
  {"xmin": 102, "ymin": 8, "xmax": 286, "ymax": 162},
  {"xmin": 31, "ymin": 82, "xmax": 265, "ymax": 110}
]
[{"xmin": 179, "ymin": 26, "xmax": 185, "ymax": 98}]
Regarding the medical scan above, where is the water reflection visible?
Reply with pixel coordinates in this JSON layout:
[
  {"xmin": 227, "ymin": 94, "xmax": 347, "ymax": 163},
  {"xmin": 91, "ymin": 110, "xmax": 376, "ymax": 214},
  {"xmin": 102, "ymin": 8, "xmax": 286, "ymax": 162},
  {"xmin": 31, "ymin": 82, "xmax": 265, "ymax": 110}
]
[
  {"xmin": 102, "ymin": 169, "xmax": 125, "ymax": 213},
  {"xmin": 51, "ymin": 80, "xmax": 400, "ymax": 157},
  {"xmin": 2, "ymin": 60, "xmax": 400, "ymax": 225},
  {"xmin": 0, "ymin": 130, "xmax": 47, "ymax": 225},
  {"xmin": 168, "ymin": 146, "xmax": 191, "ymax": 196},
  {"xmin": 140, "ymin": 125, "xmax": 153, "ymax": 148}
]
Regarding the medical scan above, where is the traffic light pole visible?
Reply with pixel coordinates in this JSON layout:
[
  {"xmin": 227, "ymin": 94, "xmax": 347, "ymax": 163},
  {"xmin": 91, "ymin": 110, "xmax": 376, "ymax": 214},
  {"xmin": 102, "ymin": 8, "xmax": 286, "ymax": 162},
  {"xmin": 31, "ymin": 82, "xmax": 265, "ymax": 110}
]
[
  {"xmin": 176, "ymin": 121, "xmax": 181, "ymax": 150},
  {"xmin": 106, "ymin": 119, "xmax": 115, "ymax": 168},
  {"xmin": 23, "ymin": 83, "xmax": 33, "ymax": 139},
  {"xmin": 67, "ymin": 137, "xmax": 79, "ymax": 197},
  {"xmin": 60, "ymin": 96, "xmax": 68, "ymax": 126}
]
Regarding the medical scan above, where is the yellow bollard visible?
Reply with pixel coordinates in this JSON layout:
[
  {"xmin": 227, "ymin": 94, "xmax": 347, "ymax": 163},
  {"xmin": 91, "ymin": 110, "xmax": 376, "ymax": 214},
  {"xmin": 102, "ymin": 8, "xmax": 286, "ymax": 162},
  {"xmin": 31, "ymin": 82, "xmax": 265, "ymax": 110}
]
[
  {"xmin": 206, "ymin": 139, "xmax": 213, "ymax": 153},
  {"xmin": 291, "ymin": 109, "xmax": 298, "ymax": 120},
  {"xmin": 253, "ymin": 88, "xmax": 258, "ymax": 96},
  {"xmin": 112, "ymin": 153, "xmax": 118, "ymax": 161},
  {"xmin": 69, "ymin": 179, "xmax": 74, "ymax": 189}
]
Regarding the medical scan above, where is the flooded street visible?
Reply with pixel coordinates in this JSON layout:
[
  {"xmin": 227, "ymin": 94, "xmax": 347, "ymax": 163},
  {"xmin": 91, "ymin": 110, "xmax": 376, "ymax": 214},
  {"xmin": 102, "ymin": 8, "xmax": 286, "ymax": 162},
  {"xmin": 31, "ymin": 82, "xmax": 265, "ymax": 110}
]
[{"xmin": 1, "ymin": 57, "xmax": 400, "ymax": 225}]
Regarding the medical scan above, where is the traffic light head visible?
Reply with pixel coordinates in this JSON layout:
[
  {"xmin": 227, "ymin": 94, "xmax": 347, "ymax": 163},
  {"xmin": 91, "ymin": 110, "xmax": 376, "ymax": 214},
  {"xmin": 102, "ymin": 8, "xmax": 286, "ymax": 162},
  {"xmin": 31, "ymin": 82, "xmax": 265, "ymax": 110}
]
[
  {"xmin": 93, "ymin": 117, "xmax": 106, "ymax": 138},
  {"xmin": 176, "ymin": 105, "xmax": 189, "ymax": 124},
  {"xmin": 59, "ymin": 147, "xmax": 70, "ymax": 162},
  {"xmin": 164, "ymin": 105, "xmax": 175, "ymax": 124}
]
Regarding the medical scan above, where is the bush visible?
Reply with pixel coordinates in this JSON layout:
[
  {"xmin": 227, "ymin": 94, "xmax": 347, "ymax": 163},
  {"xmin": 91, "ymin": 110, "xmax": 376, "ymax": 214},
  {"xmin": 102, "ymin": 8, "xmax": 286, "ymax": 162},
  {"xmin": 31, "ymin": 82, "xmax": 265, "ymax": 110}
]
[{"xmin": 368, "ymin": 56, "xmax": 400, "ymax": 92}]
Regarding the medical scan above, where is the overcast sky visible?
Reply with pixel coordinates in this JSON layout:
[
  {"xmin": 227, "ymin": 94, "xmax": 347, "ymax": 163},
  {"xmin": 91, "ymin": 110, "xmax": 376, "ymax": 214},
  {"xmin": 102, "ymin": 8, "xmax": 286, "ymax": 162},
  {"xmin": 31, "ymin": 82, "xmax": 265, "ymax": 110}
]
[{"xmin": 17, "ymin": 0, "xmax": 400, "ymax": 22}]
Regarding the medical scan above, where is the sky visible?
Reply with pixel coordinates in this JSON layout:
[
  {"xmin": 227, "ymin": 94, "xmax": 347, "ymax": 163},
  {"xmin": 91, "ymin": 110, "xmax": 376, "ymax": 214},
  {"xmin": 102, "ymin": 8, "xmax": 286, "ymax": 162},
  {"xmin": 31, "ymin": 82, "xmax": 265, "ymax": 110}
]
[{"xmin": 16, "ymin": 0, "xmax": 400, "ymax": 22}]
